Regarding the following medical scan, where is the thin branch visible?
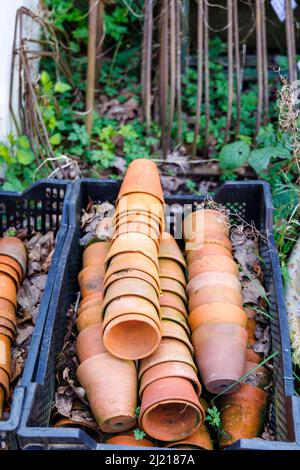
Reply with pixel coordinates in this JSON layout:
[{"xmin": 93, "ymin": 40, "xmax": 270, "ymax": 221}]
[
  {"xmin": 192, "ymin": 0, "xmax": 204, "ymax": 158},
  {"xmin": 225, "ymin": 0, "xmax": 233, "ymax": 142},
  {"xmin": 85, "ymin": 0, "xmax": 98, "ymax": 137}
]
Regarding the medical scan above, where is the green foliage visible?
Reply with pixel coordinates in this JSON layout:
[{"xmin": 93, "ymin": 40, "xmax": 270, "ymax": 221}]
[
  {"xmin": 133, "ymin": 428, "xmax": 146, "ymax": 441},
  {"xmin": 205, "ymin": 406, "xmax": 221, "ymax": 431},
  {"xmin": 219, "ymin": 141, "xmax": 250, "ymax": 170}
]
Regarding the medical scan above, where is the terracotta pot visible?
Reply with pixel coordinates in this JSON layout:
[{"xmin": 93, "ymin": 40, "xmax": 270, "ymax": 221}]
[
  {"xmin": 107, "ymin": 252, "xmax": 159, "ymax": 289},
  {"xmin": 76, "ymin": 323, "xmax": 106, "ymax": 362},
  {"xmin": 139, "ymin": 361, "xmax": 201, "ymax": 398},
  {"xmin": 218, "ymin": 383, "xmax": 268, "ymax": 447},
  {"xmin": 0, "ymin": 255, "xmax": 23, "ymax": 282},
  {"xmin": 102, "ymin": 278, "xmax": 160, "ymax": 313},
  {"xmin": 117, "ymin": 158, "xmax": 164, "ymax": 204},
  {"xmin": 0, "ymin": 334, "xmax": 11, "ymax": 378},
  {"xmin": 82, "ymin": 242, "xmax": 111, "ymax": 268},
  {"xmin": 76, "ymin": 306, "xmax": 102, "ymax": 332},
  {"xmin": 185, "ymin": 232, "xmax": 232, "ymax": 253},
  {"xmin": 164, "ymin": 426, "xmax": 213, "ymax": 450},
  {"xmin": 103, "ymin": 313, "xmax": 161, "ymax": 360},
  {"xmin": 192, "ymin": 322, "xmax": 247, "ymax": 394},
  {"xmin": 161, "ymin": 319, "xmax": 194, "ymax": 355},
  {"xmin": 0, "ymin": 273, "xmax": 17, "ymax": 307},
  {"xmin": 103, "ymin": 296, "xmax": 160, "ymax": 330},
  {"xmin": 160, "ymin": 292, "xmax": 188, "ymax": 318},
  {"xmin": 244, "ymin": 361, "xmax": 271, "ymax": 389},
  {"xmin": 106, "ymin": 234, "xmax": 159, "ymax": 268},
  {"xmin": 246, "ymin": 317, "xmax": 256, "ymax": 342},
  {"xmin": 246, "ymin": 339, "xmax": 263, "ymax": 363},
  {"xmin": 139, "ymin": 377, "xmax": 204, "ymax": 441},
  {"xmin": 0, "ymin": 326, "xmax": 14, "ymax": 342},
  {"xmin": 161, "ymin": 307, "xmax": 189, "ymax": 334},
  {"xmin": 0, "ymin": 298, "xmax": 16, "ymax": 324},
  {"xmin": 245, "ymin": 306, "xmax": 256, "ymax": 319},
  {"xmin": 77, "ymin": 352, "xmax": 137, "ymax": 433},
  {"xmin": 53, "ymin": 417, "xmax": 102, "ymax": 438},
  {"xmin": 104, "ymin": 270, "xmax": 159, "ymax": 295},
  {"xmin": 188, "ymin": 285, "xmax": 243, "ymax": 312},
  {"xmin": 160, "ymin": 277, "xmax": 187, "ymax": 304},
  {"xmin": 78, "ymin": 297, "xmax": 103, "ymax": 316},
  {"xmin": 183, "ymin": 209, "xmax": 229, "ymax": 241},
  {"xmin": 116, "ymin": 193, "xmax": 164, "ymax": 220},
  {"xmin": 0, "ymin": 367, "xmax": 10, "ymax": 402},
  {"xmin": 186, "ymin": 244, "xmax": 233, "ymax": 264},
  {"xmin": 188, "ymin": 303, "xmax": 247, "ymax": 331},
  {"xmin": 0, "ymin": 317, "xmax": 16, "ymax": 336},
  {"xmin": 139, "ymin": 338, "xmax": 197, "ymax": 379},
  {"xmin": 0, "ymin": 237, "xmax": 27, "ymax": 277},
  {"xmin": 78, "ymin": 266, "xmax": 104, "ymax": 298},
  {"xmin": 188, "ymin": 256, "xmax": 239, "ymax": 280},
  {"xmin": 115, "ymin": 213, "xmax": 161, "ymax": 237},
  {"xmin": 159, "ymin": 234, "xmax": 186, "ymax": 269},
  {"xmin": 0, "ymin": 309, "xmax": 16, "ymax": 327},
  {"xmin": 0, "ymin": 263, "xmax": 20, "ymax": 288},
  {"xmin": 159, "ymin": 259, "xmax": 186, "ymax": 287},
  {"xmin": 187, "ymin": 272, "xmax": 241, "ymax": 298},
  {"xmin": 105, "ymin": 431, "xmax": 154, "ymax": 447},
  {"xmin": 114, "ymin": 222, "xmax": 160, "ymax": 247}
]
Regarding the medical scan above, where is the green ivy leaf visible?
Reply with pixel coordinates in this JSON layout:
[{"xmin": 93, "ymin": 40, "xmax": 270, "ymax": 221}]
[
  {"xmin": 0, "ymin": 143, "xmax": 12, "ymax": 163},
  {"xmin": 219, "ymin": 141, "xmax": 250, "ymax": 170},
  {"xmin": 16, "ymin": 149, "xmax": 35, "ymax": 165},
  {"xmin": 54, "ymin": 81, "xmax": 72, "ymax": 93},
  {"xmin": 50, "ymin": 133, "xmax": 62, "ymax": 146},
  {"xmin": 17, "ymin": 135, "xmax": 31, "ymax": 150},
  {"xmin": 248, "ymin": 146, "xmax": 291, "ymax": 174},
  {"xmin": 40, "ymin": 71, "xmax": 53, "ymax": 94}
]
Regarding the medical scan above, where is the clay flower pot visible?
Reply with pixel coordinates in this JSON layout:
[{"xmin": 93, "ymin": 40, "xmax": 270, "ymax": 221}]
[
  {"xmin": 102, "ymin": 278, "xmax": 160, "ymax": 313},
  {"xmin": 115, "ymin": 213, "xmax": 161, "ymax": 238},
  {"xmin": 0, "ymin": 317, "xmax": 16, "ymax": 336},
  {"xmin": 78, "ymin": 266, "xmax": 104, "ymax": 298},
  {"xmin": 188, "ymin": 303, "xmax": 247, "ymax": 332},
  {"xmin": 192, "ymin": 322, "xmax": 247, "ymax": 394},
  {"xmin": 103, "ymin": 313, "xmax": 162, "ymax": 360},
  {"xmin": 0, "ymin": 273, "xmax": 17, "ymax": 307},
  {"xmin": 188, "ymin": 256, "xmax": 239, "ymax": 280},
  {"xmin": 107, "ymin": 252, "xmax": 159, "ymax": 289},
  {"xmin": 0, "ymin": 326, "xmax": 14, "ymax": 341},
  {"xmin": 161, "ymin": 307, "xmax": 189, "ymax": 334},
  {"xmin": 0, "ymin": 237, "xmax": 27, "ymax": 277},
  {"xmin": 76, "ymin": 306, "xmax": 102, "ymax": 332},
  {"xmin": 186, "ymin": 232, "xmax": 232, "ymax": 253},
  {"xmin": 76, "ymin": 323, "xmax": 106, "ymax": 362},
  {"xmin": 139, "ymin": 361, "xmax": 201, "ymax": 397},
  {"xmin": 161, "ymin": 319, "xmax": 194, "ymax": 355},
  {"xmin": 0, "ymin": 255, "xmax": 23, "ymax": 282},
  {"xmin": 183, "ymin": 209, "xmax": 229, "ymax": 241},
  {"xmin": 0, "ymin": 334, "xmax": 11, "ymax": 378},
  {"xmin": 139, "ymin": 377, "xmax": 204, "ymax": 441},
  {"xmin": 82, "ymin": 242, "xmax": 111, "ymax": 268},
  {"xmin": 187, "ymin": 272, "xmax": 241, "ymax": 298},
  {"xmin": 105, "ymin": 432, "xmax": 154, "ymax": 447},
  {"xmin": 160, "ymin": 292, "xmax": 188, "ymax": 318},
  {"xmin": 106, "ymin": 234, "xmax": 159, "ymax": 268},
  {"xmin": 218, "ymin": 383, "xmax": 268, "ymax": 447},
  {"xmin": 117, "ymin": 158, "xmax": 164, "ymax": 204},
  {"xmin": 164, "ymin": 426, "xmax": 213, "ymax": 450},
  {"xmin": 160, "ymin": 277, "xmax": 187, "ymax": 304},
  {"xmin": 103, "ymin": 296, "xmax": 160, "ymax": 330},
  {"xmin": 159, "ymin": 234, "xmax": 186, "ymax": 269},
  {"xmin": 244, "ymin": 361, "xmax": 271, "ymax": 389},
  {"xmin": 114, "ymin": 223, "xmax": 160, "ymax": 247},
  {"xmin": 0, "ymin": 298, "xmax": 16, "ymax": 325},
  {"xmin": 77, "ymin": 353, "xmax": 137, "ymax": 433},
  {"xmin": 139, "ymin": 338, "xmax": 197, "ymax": 379},
  {"xmin": 0, "ymin": 367, "xmax": 10, "ymax": 402},
  {"xmin": 104, "ymin": 270, "xmax": 159, "ymax": 295},
  {"xmin": 116, "ymin": 193, "xmax": 164, "ymax": 220},
  {"xmin": 186, "ymin": 244, "xmax": 233, "ymax": 264},
  {"xmin": 78, "ymin": 297, "xmax": 103, "ymax": 316},
  {"xmin": 188, "ymin": 285, "xmax": 243, "ymax": 312},
  {"xmin": 0, "ymin": 264, "xmax": 20, "ymax": 288},
  {"xmin": 246, "ymin": 317, "xmax": 256, "ymax": 342},
  {"xmin": 159, "ymin": 259, "xmax": 186, "ymax": 287},
  {"xmin": 246, "ymin": 339, "xmax": 263, "ymax": 363}
]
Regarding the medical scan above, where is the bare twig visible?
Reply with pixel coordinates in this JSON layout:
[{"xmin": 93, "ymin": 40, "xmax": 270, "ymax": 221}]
[
  {"xmin": 85, "ymin": 0, "xmax": 98, "ymax": 137},
  {"xmin": 192, "ymin": 0, "xmax": 204, "ymax": 158},
  {"xmin": 225, "ymin": 0, "xmax": 233, "ymax": 142}
]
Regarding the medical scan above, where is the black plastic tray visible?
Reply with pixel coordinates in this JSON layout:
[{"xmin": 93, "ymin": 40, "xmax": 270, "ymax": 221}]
[
  {"xmin": 0, "ymin": 179, "xmax": 72, "ymax": 449},
  {"xmin": 17, "ymin": 179, "xmax": 299, "ymax": 450}
]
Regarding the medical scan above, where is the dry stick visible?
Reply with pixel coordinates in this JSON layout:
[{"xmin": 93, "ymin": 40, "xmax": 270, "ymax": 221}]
[
  {"xmin": 255, "ymin": 0, "xmax": 263, "ymax": 138},
  {"xmin": 192, "ymin": 0, "xmax": 204, "ymax": 158},
  {"xmin": 261, "ymin": 0, "xmax": 268, "ymax": 126},
  {"xmin": 175, "ymin": 0, "xmax": 182, "ymax": 143},
  {"xmin": 159, "ymin": 0, "xmax": 170, "ymax": 158},
  {"xmin": 204, "ymin": 1, "xmax": 210, "ymax": 149},
  {"xmin": 285, "ymin": 0, "xmax": 297, "ymax": 84},
  {"xmin": 167, "ymin": 0, "xmax": 176, "ymax": 151},
  {"xmin": 225, "ymin": 0, "xmax": 233, "ymax": 143},
  {"xmin": 95, "ymin": 0, "xmax": 105, "ymax": 90},
  {"xmin": 141, "ymin": 0, "xmax": 154, "ymax": 134},
  {"xmin": 233, "ymin": 0, "xmax": 241, "ymax": 136},
  {"xmin": 85, "ymin": 0, "xmax": 98, "ymax": 137}
]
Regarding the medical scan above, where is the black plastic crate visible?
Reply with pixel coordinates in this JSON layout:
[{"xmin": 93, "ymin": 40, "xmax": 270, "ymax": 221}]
[
  {"xmin": 0, "ymin": 179, "xmax": 72, "ymax": 449},
  {"xmin": 18, "ymin": 178, "xmax": 299, "ymax": 450}
]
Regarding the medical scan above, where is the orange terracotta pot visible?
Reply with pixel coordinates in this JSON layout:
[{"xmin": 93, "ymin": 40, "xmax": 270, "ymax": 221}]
[
  {"xmin": 185, "ymin": 232, "xmax": 232, "ymax": 253},
  {"xmin": 244, "ymin": 306, "xmax": 256, "ymax": 319},
  {"xmin": 117, "ymin": 159, "xmax": 164, "ymax": 204},
  {"xmin": 161, "ymin": 307, "xmax": 189, "ymax": 334},
  {"xmin": 244, "ymin": 361, "xmax": 271, "ymax": 389},
  {"xmin": 103, "ymin": 313, "xmax": 162, "ymax": 360},
  {"xmin": 78, "ymin": 297, "xmax": 103, "ymax": 316},
  {"xmin": 113, "ymin": 223, "xmax": 160, "ymax": 247},
  {"xmin": 139, "ymin": 377, "xmax": 204, "ymax": 441},
  {"xmin": 107, "ymin": 252, "xmax": 159, "ymax": 289},
  {"xmin": 0, "ymin": 237, "xmax": 27, "ymax": 277},
  {"xmin": 0, "ymin": 264, "xmax": 20, "ymax": 288},
  {"xmin": 183, "ymin": 209, "xmax": 229, "ymax": 241},
  {"xmin": 246, "ymin": 318, "xmax": 256, "ymax": 342},
  {"xmin": 139, "ymin": 361, "xmax": 201, "ymax": 398},
  {"xmin": 0, "ymin": 334, "xmax": 11, "ymax": 378},
  {"xmin": 76, "ymin": 323, "xmax": 106, "ymax": 362},
  {"xmin": 188, "ymin": 256, "xmax": 239, "ymax": 280},
  {"xmin": 0, "ymin": 367, "xmax": 10, "ymax": 402},
  {"xmin": 188, "ymin": 303, "xmax": 247, "ymax": 332},
  {"xmin": 0, "ymin": 255, "xmax": 23, "ymax": 283},
  {"xmin": 192, "ymin": 322, "xmax": 247, "ymax": 394},
  {"xmin": 106, "ymin": 234, "xmax": 159, "ymax": 268},
  {"xmin": 102, "ymin": 278, "xmax": 160, "ymax": 313},
  {"xmin": 103, "ymin": 296, "xmax": 160, "ymax": 329},
  {"xmin": 0, "ymin": 326, "xmax": 14, "ymax": 342},
  {"xmin": 188, "ymin": 285, "xmax": 243, "ymax": 312},
  {"xmin": 78, "ymin": 266, "xmax": 104, "ymax": 298},
  {"xmin": 159, "ymin": 292, "xmax": 188, "ymax": 318},
  {"xmin": 246, "ymin": 339, "xmax": 263, "ymax": 363},
  {"xmin": 0, "ymin": 317, "xmax": 16, "ymax": 336},
  {"xmin": 139, "ymin": 338, "xmax": 197, "ymax": 379},
  {"xmin": 187, "ymin": 272, "xmax": 241, "ymax": 298},
  {"xmin": 0, "ymin": 298, "xmax": 16, "ymax": 325},
  {"xmin": 105, "ymin": 432, "xmax": 154, "ymax": 447},
  {"xmin": 0, "ymin": 309, "xmax": 16, "ymax": 327},
  {"xmin": 115, "ymin": 213, "xmax": 161, "ymax": 237},
  {"xmin": 160, "ymin": 277, "xmax": 187, "ymax": 304},
  {"xmin": 164, "ymin": 426, "xmax": 213, "ymax": 450},
  {"xmin": 159, "ymin": 259, "xmax": 186, "ymax": 287},
  {"xmin": 53, "ymin": 417, "xmax": 102, "ymax": 439},
  {"xmin": 82, "ymin": 242, "xmax": 111, "ymax": 268},
  {"xmin": 104, "ymin": 271, "xmax": 159, "ymax": 295},
  {"xmin": 0, "ymin": 273, "xmax": 17, "ymax": 307},
  {"xmin": 161, "ymin": 319, "xmax": 193, "ymax": 355},
  {"xmin": 186, "ymin": 244, "xmax": 233, "ymax": 264},
  {"xmin": 76, "ymin": 306, "xmax": 102, "ymax": 332},
  {"xmin": 159, "ymin": 234, "xmax": 186, "ymax": 269},
  {"xmin": 218, "ymin": 383, "xmax": 268, "ymax": 447},
  {"xmin": 116, "ymin": 193, "xmax": 164, "ymax": 220},
  {"xmin": 77, "ymin": 352, "xmax": 137, "ymax": 433}
]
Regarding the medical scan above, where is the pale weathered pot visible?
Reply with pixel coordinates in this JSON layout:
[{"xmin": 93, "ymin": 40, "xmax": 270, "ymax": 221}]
[
  {"xmin": 76, "ymin": 306, "xmax": 102, "ymax": 332},
  {"xmin": 113, "ymin": 222, "xmax": 160, "ymax": 248},
  {"xmin": 76, "ymin": 323, "xmax": 105, "ymax": 362},
  {"xmin": 188, "ymin": 285, "xmax": 243, "ymax": 312},
  {"xmin": 159, "ymin": 292, "xmax": 188, "ymax": 318},
  {"xmin": 78, "ymin": 266, "xmax": 104, "ymax": 298},
  {"xmin": 115, "ymin": 212, "xmax": 161, "ymax": 235},
  {"xmin": 78, "ymin": 297, "xmax": 103, "ymax": 316},
  {"xmin": 159, "ymin": 259, "xmax": 186, "ymax": 287},
  {"xmin": 161, "ymin": 319, "xmax": 194, "ymax": 355},
  {"xmin": 116, "ymin": 193, "xmax": 164, "ymax": 221},
  {"xmin": 159, "ymin": 234, "xmax": 186, "ymax": 269},
  {"xmin": 188, "ymin": 256, "xmax": 239, "ymax": 280},
  {"xmin": 161, "ymin": 307, "xmax": 189, "ymax": 334},
  {"xmin": 185, "ymin": 232, "xmax": 232, "ymax": 253},
  {"xmin": 188, "ymin": 303, "xmax": 247, "ymax": 331},
  {"xmin": 183, "ymin": 209, "xmax": 229, "ymax": 241},
  {"xmin": 160, "ymin": 277, "xmax": 187, "ymax": 304},
  {"xmin": 82, "ymin": 241, "xmax": 111, "ymax": 268},
  {"xmin": 79, "ymin": 293, "xmax": 103, "ymax": 307},
  {"xmin": 186, "ymin": 244, "xmax": 233, "ymax": 264},
  {"xmin": 187, "ymin": 272, "xmax": 241, "ymax": 298}
]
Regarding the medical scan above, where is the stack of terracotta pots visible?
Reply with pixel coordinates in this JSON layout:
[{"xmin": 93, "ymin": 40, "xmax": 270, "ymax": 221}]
[
  {"xmin": 137, "ymin": 233, "xmax": 205, "ymax": 442},
  {"xmin": 183, "ymin": 209, "xmax": 248, "ymax": 395},
  {"xmin": 101, "ymin": 159, "xmax": 165, "ymax": 360},
  {"xmin": 0, "ymin": 237, "xmax": 27, "ymax": 416}
]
